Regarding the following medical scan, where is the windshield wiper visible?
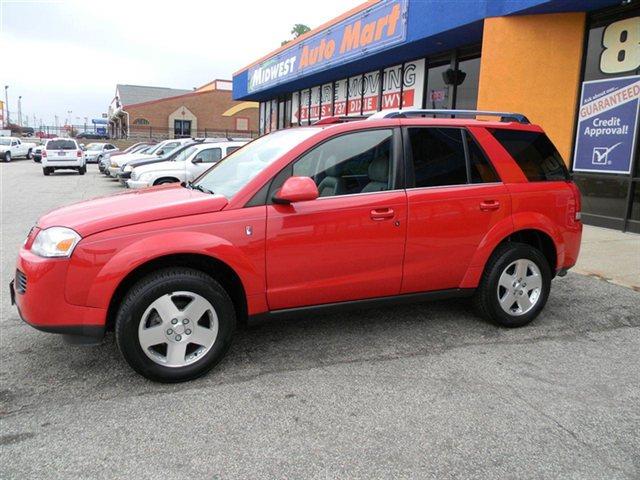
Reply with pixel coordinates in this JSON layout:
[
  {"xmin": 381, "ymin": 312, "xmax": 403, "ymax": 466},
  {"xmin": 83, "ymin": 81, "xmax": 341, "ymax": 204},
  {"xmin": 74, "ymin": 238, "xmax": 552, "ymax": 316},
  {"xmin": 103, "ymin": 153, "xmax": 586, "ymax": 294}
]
[{"xmin": 186, "ymin": 181, "xmax": 214, "ymax": 195}]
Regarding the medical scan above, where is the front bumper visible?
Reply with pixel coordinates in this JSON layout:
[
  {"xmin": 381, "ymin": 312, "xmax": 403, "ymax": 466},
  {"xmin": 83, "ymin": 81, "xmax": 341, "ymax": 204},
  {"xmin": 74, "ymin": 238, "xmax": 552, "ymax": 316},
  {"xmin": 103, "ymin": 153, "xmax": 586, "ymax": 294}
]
[
  {"xmin": 126, "ymin": 179, "xmax": 150, "ymax": 189},
  {"xmin": 11, "ymin": 248, "xmax": 106, "ymax": 340}
]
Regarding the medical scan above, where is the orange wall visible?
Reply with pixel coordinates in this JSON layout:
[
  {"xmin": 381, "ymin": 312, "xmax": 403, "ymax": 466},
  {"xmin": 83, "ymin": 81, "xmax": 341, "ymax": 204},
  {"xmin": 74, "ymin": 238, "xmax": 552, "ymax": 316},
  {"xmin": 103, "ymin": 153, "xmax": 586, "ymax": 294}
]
[{"xmin": 477, "ymin": 13, "xmax": 586, "ymax": 164}]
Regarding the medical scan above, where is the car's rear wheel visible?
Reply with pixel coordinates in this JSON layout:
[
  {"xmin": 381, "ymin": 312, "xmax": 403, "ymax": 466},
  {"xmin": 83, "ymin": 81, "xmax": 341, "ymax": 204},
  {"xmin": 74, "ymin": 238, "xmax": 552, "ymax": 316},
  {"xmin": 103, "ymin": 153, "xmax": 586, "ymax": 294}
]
[
  {"xmin": 79, "ymin": 165, "xmax": 86, "ymax": 175},
  {"xmin": 473, "ymin": 242, "xmax": 551, "ymax": 328},
  {"xmin": 26, "ymin": 149, "xmax": 33, "ymax": 160},
  {"xmin": 4, "ymin": 152, "xmax": 11, "ymax": 162},
  {"xmin": 115, "ymin": 268, "xmax": 236, "ymax": 382},
  {"xmin": 43, "ymin": 167, "xmax": 52, "ymax": 175}
]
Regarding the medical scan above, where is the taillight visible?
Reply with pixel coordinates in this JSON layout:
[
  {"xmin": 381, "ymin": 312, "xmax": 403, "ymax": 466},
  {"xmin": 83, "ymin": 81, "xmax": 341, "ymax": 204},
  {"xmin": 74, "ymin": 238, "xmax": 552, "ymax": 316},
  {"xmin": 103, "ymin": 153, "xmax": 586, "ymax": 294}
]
[
  {"xmin": 77, "ymin": 150, "xmax": 82, "ymax": 157},
  {"xmin": 567, "ymin": 181, "xmax": 582, "ymax": 224}
]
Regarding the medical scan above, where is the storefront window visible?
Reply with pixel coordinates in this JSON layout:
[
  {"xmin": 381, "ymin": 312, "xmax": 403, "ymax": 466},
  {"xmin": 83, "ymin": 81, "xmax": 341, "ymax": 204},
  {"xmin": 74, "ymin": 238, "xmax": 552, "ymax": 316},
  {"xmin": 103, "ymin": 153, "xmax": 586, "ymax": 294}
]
[
  {"xmin": 455, "ymin": 57, "xmax": 480, "ymax": 110},
  {"xmin": 426, "ymin": 63, "xmax": 450, "ymax": 109},
  {"xmin": 573, "ymin": 6, "xmax": 639, "ymax": 232}
]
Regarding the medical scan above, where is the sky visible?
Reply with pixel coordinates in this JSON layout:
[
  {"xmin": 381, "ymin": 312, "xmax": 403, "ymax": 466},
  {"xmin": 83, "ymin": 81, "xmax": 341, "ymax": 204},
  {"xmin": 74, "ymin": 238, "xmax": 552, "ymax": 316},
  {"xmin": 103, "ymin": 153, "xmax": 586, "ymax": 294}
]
[{"xmin": 0, "ymin": 0, "xmax": 362, "ymax": 126}]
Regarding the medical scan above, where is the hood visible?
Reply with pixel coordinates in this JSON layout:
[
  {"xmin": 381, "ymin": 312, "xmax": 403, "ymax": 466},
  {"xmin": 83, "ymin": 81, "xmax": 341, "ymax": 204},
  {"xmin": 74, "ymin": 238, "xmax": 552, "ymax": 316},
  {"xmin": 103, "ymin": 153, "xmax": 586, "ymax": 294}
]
[
  {"xmin": 135, "ymin": 160, "xmax": 182, "ymax": 175},
  {"xmin": 37, "ymin": 184, "xmax": 228, "ymax": 237},
  {"xmin": 113, "ymin": 152, "xmax": 155, "ymax": 166},
  {"xmin": 127, "ymin": 156, "xmax": 175, "ymax": 169}
]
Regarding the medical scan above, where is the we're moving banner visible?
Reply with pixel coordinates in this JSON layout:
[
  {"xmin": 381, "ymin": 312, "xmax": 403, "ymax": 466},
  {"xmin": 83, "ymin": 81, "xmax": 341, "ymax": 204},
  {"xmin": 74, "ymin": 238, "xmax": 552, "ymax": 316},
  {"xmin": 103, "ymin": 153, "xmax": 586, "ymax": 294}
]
[{"xmin": 248, "ymin": 0, "xmax": 408, "ymax": 93}]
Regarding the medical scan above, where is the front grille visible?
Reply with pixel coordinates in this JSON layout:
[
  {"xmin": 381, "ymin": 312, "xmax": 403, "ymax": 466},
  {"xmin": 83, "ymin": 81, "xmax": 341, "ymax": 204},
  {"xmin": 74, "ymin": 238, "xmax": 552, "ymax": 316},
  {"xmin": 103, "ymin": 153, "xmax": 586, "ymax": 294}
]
[{"xmin": 15, "ymin": 270, "xmax": 27, "ymax": 294}]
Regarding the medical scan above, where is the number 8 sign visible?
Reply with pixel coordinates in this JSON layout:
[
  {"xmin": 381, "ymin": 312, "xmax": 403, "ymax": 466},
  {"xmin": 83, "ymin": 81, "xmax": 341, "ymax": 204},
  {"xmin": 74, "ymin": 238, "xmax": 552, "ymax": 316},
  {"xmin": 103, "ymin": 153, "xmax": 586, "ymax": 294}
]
[{"xmin": 600, "ymin": 17, "xmax": 640, "ymax": 74}]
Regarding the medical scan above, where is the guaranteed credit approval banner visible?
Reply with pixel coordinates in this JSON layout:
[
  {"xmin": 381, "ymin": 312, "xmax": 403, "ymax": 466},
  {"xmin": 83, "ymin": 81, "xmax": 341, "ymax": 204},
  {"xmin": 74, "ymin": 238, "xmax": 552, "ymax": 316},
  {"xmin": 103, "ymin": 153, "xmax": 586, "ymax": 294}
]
[{"xmin": 573, "ymin": 75, "xmax": 640, "ymax": 174}]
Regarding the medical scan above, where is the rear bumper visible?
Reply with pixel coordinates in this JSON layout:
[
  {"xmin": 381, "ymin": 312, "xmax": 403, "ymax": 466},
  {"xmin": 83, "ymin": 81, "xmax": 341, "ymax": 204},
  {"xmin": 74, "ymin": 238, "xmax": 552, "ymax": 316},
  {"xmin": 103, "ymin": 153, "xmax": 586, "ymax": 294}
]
[
  {"xmin": 12, "ymin": 248, "xmax": 106, "ymax": 339},
  {"xmin": 43, "ymin": 160, "xmax": 84, "ymax": 168}
]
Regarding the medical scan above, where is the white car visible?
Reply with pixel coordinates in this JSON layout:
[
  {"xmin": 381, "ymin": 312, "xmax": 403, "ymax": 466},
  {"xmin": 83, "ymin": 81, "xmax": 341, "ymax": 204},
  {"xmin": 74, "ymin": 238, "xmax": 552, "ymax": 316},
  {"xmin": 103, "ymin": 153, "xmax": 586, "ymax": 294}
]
[
  {"xmin": 127, "ymin": 141, "xmax": 247, "ymax": 189},
  {"xmin": 84, "ymin": 142, "xmax": 119, "ymax": 163},
  {"xmin": 0, "ymin": 136, "xmax": 37, "ymax": 162},
  {"xmin": 41, "ymin": 138, "xmax": 86, "ymax": 175},
  {"xmin": 107, "ymin": 138, "xmax": 191, "ymax": 177}
]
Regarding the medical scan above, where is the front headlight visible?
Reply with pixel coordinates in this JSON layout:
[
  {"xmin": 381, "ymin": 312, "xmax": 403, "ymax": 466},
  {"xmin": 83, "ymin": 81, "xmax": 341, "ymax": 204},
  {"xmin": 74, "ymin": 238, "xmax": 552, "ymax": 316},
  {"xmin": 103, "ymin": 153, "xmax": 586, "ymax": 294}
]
[
  {"xmin": 31, "ymin": 227, "xmax": 81, "ymax": 258},
  {"xmin": 110, "ymin": 160, "xmax": 118, "ymax": 167}
]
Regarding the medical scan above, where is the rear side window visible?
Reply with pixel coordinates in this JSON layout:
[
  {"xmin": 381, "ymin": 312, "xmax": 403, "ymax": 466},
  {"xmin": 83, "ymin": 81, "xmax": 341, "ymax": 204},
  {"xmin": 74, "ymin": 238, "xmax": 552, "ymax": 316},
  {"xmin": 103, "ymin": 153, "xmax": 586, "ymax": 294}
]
[
  {"xmin": 46, "ymin": 140, "xmax": 76, "ymax": 150},
  {"xmin": 490, "ymin": 129, "xmax": 569, "ymax": 181},
  {"xmin": 407, "ymin": 128, "xmax": 467, "ymax": 188},
  {"xmin": 406, "ymin": 128, "xmax": 499, "ymax": 188}
]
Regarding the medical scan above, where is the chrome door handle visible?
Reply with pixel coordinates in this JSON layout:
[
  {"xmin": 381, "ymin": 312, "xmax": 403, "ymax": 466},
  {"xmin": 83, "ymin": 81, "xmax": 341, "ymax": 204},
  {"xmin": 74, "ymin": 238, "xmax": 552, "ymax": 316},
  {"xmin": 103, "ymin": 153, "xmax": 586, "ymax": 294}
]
[
  {"xmin": 479, "ymin": 200, "xmax": 500, "ymax": 211},
  {"xmin": 370, "ymin": 208, "xmax": 395, "ymax": 220}
]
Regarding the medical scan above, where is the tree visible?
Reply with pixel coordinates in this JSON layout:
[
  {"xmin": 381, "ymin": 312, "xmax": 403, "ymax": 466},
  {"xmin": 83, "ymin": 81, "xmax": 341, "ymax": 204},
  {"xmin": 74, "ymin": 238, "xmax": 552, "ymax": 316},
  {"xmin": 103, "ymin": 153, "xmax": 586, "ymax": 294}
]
[{"xmin": 281, "ymin": 24, "xmax": 311, "ymax": 46}]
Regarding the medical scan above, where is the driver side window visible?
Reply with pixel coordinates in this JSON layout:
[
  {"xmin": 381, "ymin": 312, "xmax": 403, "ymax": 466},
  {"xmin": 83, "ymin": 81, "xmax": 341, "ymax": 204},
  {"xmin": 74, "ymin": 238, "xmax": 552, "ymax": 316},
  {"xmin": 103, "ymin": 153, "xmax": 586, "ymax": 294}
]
[
  {"xmin": 198, "ymin": 148, "xmax": 222, "ymax": 163},
  {"xmin": 292, "ymin": 129, "xmax": 394, "ymax": 197}
]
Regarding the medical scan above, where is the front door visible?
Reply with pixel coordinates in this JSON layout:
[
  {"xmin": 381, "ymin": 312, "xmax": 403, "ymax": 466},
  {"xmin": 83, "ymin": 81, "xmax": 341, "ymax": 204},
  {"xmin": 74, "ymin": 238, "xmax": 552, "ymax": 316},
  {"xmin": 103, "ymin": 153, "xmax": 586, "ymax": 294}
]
[
  {"xmin": 265, "ymin": 128, "xmax": 407, "ymax": 310},
  {"xmin": 174, "ymin": 120, "xmax": 192, "ymax": 138},
  {"xmin": 401, "ymin": 126, "xmax": 512, "ymax": 293},
  {"xmin": 187, "ymin": 147, "xmax": 222, "ymax": 181}
]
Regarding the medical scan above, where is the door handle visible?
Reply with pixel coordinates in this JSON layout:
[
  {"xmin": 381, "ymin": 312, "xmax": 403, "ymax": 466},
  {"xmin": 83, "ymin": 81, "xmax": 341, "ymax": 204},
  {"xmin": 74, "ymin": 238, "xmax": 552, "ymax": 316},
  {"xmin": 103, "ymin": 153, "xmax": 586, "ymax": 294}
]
[
  {"xmin": 370, "ymin": 208, "xmax": 395, "ymax": 221},
  {"xmin": 479, "ymin": 200, "xmax": 500, "ymax": 211}
]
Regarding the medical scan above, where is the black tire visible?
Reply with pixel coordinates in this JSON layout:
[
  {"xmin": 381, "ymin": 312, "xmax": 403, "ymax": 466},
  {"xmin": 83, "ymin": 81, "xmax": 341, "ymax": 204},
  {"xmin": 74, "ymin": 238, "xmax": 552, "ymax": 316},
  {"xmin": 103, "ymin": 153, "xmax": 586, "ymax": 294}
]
[
  {"xmin": 79, "ymin": 165, "xmax": 86, "ymax": 175},
  {"xmin": 4, "ymin": 152, "xmax": 10, "ymax": 162},
  {"xmin": 97, "ymin": 155, "xmax": 102, "ymax": 164},
  {"xmin": 115, "ymin": 267, "xmax": 236, "ymax": 383},
  {"xmin": 43, "ymin": 167, "xmax": 52, "ymax": 176},
  {"xmin": 26, "ymin": 149, "xmax": 33, "ymax": 160},
  {"xmin": 473, "ymin": 242, "xmax": 551, "ymax": 328}
]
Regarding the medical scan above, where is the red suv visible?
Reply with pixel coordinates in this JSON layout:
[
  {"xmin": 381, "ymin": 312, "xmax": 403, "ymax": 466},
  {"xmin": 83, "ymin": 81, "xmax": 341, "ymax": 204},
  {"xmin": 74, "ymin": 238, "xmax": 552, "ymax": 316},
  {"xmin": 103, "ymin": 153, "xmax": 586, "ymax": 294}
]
[{"xmin": 10, "ymin": 110, "xmax": 582, "ymax": 382}]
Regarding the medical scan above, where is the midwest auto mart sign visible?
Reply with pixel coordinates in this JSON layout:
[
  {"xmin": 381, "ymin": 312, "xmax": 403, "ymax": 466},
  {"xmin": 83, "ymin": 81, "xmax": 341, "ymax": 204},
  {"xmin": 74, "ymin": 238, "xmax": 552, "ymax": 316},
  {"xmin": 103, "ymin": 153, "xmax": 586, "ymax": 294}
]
[{"xmin": 248, "ymin": 0, "xmax": 408, "ymax": 93}]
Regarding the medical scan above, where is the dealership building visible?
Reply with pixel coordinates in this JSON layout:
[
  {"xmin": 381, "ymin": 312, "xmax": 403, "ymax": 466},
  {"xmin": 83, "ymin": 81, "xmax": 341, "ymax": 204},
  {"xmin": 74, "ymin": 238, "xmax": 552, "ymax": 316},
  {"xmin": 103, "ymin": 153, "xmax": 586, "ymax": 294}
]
[{"xmin": 232, "ymin": 0, "xmax": 640, "ymax": 233}]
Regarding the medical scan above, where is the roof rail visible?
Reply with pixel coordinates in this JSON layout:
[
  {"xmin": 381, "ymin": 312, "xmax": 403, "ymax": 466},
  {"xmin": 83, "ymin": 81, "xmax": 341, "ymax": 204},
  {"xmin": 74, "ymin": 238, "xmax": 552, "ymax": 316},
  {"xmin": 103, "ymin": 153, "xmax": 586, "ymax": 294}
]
[
  {"xmin": 312, "ymin": 115, "xmax": 369, "ymax": 125},
  {"xmin": 368, "ymin": 109, "xmax": 530, "ymax": 124}
]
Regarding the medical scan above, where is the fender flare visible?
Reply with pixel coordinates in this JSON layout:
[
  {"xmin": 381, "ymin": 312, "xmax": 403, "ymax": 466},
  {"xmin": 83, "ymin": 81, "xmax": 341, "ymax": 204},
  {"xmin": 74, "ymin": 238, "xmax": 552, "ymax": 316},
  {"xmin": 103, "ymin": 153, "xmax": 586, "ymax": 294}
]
[
  {"xmin": 460, "ymin": 213, "xmax": 563, "ymax": 288},
  {"xmin": 83, "ymin": 230, "xmax": 261, "ymax": 309}
]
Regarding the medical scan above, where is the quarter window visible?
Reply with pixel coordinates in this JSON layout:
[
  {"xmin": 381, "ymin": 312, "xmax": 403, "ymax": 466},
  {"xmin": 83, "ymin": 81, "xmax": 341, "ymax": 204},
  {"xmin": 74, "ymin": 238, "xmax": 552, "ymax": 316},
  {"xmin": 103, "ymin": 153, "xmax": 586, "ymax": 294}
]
[
  {"xmin": 292, "ymin": 129, "xmax": 394, "ymax": 197},
  {"xmin": 490, "ymin": 129, "xmax": 569, "ymax": 181}
]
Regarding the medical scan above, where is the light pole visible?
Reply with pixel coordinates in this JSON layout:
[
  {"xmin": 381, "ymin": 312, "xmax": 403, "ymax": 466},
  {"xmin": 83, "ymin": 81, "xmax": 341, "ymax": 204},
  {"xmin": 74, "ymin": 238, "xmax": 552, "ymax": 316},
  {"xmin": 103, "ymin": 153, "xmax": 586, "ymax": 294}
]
[
  {"xmin": 4, "ymin": 85, "xmax": 9, "ymax": 125},
  {"xmin": 17, "ymin": 96, "xmax": 22, "ymax": 126}
]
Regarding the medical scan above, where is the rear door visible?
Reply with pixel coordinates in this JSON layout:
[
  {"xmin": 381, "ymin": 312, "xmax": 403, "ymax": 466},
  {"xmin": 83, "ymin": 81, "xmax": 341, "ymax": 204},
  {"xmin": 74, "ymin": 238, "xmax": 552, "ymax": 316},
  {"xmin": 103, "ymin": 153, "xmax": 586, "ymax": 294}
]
[
  {"xmin": 401, "ymin": 126, "xmax": 512, "ymax": 293},
  {"xmin": 265, "ymin": 128, "xmax": 407, "ymax": 310}
]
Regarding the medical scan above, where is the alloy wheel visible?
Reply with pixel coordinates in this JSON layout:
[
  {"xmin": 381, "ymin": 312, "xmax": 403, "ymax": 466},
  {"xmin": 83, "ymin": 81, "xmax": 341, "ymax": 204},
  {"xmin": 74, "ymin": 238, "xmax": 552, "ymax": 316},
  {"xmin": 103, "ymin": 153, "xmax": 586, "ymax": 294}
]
[
  {"xmin": 496, "ymin": 259, "xmax": 542, "ymax": 316},
  {"xmin": 138, "ymin": 291, "xmax": 219, "ymax": 368}
]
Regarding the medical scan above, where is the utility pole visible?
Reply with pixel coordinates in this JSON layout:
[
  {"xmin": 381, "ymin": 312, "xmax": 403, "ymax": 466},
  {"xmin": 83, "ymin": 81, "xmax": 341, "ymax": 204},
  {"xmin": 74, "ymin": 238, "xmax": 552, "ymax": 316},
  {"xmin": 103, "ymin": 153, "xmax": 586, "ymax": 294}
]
[
  {"xmin": 17, "ymin": 96, "xmax": 22, "ymax": 126},
  {"xmin": 4, "ymin": 85, "xmax": 9, "ymax": 124}
]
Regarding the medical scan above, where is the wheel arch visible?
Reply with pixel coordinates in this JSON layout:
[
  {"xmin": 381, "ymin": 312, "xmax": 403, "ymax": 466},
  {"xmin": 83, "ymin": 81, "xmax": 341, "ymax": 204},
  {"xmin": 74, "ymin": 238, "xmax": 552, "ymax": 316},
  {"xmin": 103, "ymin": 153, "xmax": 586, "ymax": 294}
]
[
  {"xmin": 105, "ymin": 252, "xmax": 248, "ymax": 332},
  {"xmin": 153, "ymin": 176, "xmax": 181, "ymax": 185},
  {"xmin": 461, "ymin": 214, "xmax": 562, "ymax": 288}
]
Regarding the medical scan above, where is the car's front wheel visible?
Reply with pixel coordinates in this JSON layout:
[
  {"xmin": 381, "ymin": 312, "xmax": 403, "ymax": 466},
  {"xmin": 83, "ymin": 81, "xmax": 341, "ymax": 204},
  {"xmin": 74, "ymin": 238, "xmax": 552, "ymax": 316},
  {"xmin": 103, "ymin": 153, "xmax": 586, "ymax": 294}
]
[
  {"xmin": 4, "ymin": 152, "xmax": 11, "ymax": 162},
  {"xmin": 115, "ymin": 268, "xmax": 236, "ymax": 382},
  {"xmin": 473, "ymin": 242, "xmax": 551, "ymax": 328}
]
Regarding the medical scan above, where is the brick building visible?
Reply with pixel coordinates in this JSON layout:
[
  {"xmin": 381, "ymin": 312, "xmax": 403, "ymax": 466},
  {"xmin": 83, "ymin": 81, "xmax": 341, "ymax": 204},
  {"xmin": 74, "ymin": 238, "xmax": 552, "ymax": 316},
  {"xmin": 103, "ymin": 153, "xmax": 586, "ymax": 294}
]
[{"xmin": 108, "ymin": 80, "xmax": 258, "ymax": 140}]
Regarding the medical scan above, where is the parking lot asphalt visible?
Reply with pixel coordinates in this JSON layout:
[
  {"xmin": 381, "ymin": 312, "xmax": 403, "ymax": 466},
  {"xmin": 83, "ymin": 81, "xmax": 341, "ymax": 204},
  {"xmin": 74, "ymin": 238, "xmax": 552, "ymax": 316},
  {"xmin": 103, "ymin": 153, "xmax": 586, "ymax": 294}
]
[{"xmin": 1, "ymin": 159, "xmax": 639, "ymax": 479}]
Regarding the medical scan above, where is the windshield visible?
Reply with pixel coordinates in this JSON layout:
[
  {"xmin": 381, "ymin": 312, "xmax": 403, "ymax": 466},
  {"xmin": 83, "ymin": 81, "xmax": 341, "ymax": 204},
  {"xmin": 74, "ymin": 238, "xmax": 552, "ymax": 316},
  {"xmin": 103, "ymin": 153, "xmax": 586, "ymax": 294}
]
[
  {"xmin": 0, "ymin": 138, "xmax": 11, "ymax": 146},
  {"xmin": 194, "ymin": 128, "xmax": 320, "ymax": 199},
  {"xmin": 173, "ymin": 145, "xmax": 198, "ymax": 162},
  {"xmin": 86, "ymin": 143, "xmax": 102, "ymax": 151}
]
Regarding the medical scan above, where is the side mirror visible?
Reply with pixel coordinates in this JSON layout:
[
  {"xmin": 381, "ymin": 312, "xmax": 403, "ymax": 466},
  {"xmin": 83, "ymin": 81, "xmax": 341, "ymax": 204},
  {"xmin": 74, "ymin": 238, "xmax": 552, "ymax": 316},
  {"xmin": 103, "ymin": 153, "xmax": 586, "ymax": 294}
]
[
  {"xmin": 156, "ymin": 149, "xmax": 164, "ymax": 156},
  {"xmin": 192, "ymin": 157, "xmax": 203, "ymax": 164},
  {"xmin": 273, "ymin": 176, "xmax": 319, "ymax": 204}
]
